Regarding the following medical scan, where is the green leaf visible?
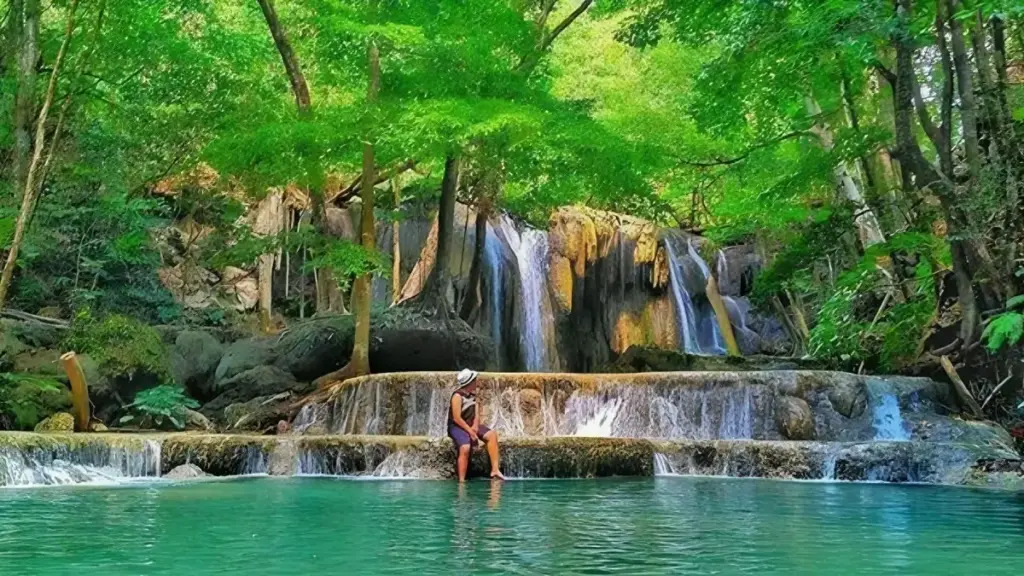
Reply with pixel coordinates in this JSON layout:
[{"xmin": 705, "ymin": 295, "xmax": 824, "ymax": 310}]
[
  {"xmin": 981, "ymin": 312, "xmax": 1024, "ymax": 353},
  {"xmin": 1007, "ymin": 295, "xmax": 1024, "ymax": 310}
]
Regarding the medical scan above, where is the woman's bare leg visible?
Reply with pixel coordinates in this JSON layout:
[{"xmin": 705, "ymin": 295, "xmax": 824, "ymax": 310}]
[
  {"xmin": 483, "ymin": 430, "xmax": 504, "ymax": 479},
  {"xmin": 457, "ymin": 444, "xmax": 471, "ymax": 482}
]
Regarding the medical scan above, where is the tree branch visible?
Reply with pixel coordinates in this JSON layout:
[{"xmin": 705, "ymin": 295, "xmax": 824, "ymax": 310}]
[
  {"xmin": 330, "ymin": 159, "xmax": 418, "ymax": 206},
  {"xmin": 540, "ymin": 0, "xmax": 593, "ymax": 52},
  {"xmin": 675, "ymin": 131, "xmax": 811, "ymax": 168}
]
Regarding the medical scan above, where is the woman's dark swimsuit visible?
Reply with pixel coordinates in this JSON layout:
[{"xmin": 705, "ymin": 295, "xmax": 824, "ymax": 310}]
[{"xmin": 447, "ymin": 388, "xmax": 491, "ymax": 448}]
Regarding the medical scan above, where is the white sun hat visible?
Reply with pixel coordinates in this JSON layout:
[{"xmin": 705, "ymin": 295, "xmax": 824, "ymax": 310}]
[{"xmin": 456, "ymin": 369, "xmax": 479, "ymax": 388}]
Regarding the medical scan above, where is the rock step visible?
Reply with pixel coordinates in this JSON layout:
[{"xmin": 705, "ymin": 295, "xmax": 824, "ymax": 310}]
[{"xmin": 2, "ymin": 433, "xmax": 1019, "ymax": 488}]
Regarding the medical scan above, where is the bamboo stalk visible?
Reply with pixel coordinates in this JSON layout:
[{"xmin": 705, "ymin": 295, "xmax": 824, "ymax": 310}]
[
  {"xmin": 60, "ymin": 351, "xmax": 90, "ymax": 432},
  {"xmin": 706, "ymin": 274, "xmax": 741, "ymax": 356}
]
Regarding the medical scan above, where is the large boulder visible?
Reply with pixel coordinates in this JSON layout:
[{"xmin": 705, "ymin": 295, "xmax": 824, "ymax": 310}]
[
  {"xmin": 213, "ymin": 338, "xmax": 277, "ymax": 390},
  {"xmin": 273, "ymin": 316, "xmax": 353, "ymax": 381},
  {"xmin": 170, "ymin": 330, "xmax": 224, "ymax": 401},
  {"xmin": 203, "ymin": 366, "xmax": 309, "ymax": 420},
  {"xmin": 370, "ymin": 327, "xmax": 490, "ymax": 373},
  {"xmin": 774, "ymin": 396, "xmax": 815, "ymax": 440},
  {"xmin": 223, "ymin": 393, "xmax": 295, "ymax": 431},
  {"xmin": 165, "ymin": 463, "xmax": 208, "ymax": 480}
]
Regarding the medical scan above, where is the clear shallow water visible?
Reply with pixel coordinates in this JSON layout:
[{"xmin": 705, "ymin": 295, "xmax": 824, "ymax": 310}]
[{"xmin": 1, "ymin": 477, "xmax": 1022, "ymax": 575}]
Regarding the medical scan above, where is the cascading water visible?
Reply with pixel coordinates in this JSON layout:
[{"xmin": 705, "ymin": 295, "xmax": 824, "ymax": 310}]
[
  {"xmin": 0, "ymin": 439, "xmax": 162, "ymax": 487},
  {"xmin": 687, "ymin": 242, "xmax": 726, "ymax": 354},
  {"xmin": 665, "ymin": 238, "xmax": 725, "ymax": 355},
  {"xmin": 872, "ymin": 394, "xmax": 911, "ymax": 441},
  {"xmin": 483, "ymin": 221, "xmax": 506, "ymax": 369},
  {"xmin": 497, "ymin": 216, "xmax": 556, "ymax": 371}
]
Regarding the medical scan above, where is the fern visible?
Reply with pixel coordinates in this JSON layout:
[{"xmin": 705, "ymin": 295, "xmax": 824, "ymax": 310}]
[
  {"xmin": 119, "ymin": 386, "xmax": 199, "ymax": 430},
  {"xmin": 982, "ymin": 312, "xmax": 1024, "ymax": 353}
]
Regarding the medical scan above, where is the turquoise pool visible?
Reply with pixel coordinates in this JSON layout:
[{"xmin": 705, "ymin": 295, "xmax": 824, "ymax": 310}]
[{"xmin": 1, "ymin": 477, "xmax": 1022, "ymax": 574}]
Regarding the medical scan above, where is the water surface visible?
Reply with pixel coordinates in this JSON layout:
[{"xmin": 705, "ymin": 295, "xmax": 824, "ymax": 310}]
[{"xmin": 1, "ymin": 477, "xmax": 1022, "ymax": 575}]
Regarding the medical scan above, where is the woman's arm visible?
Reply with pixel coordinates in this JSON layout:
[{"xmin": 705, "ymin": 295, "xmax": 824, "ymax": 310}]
[
  {"xmin": 473, "ymin": 402, "xmax": 481, "ymax": 432},
  {"xmin": 450, "ymin": 395, "xmax": 478, "ymax": 438}
]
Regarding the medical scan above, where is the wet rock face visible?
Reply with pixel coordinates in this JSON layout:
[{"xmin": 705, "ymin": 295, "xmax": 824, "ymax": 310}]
[
  {"xmin": 607, "ymin": 346, "xmax": 826, "ymax": 373},
  {"xmin": 828, "ymin": 379, "xmax": 868, "ymax": 419},
  {"xmin": 775, "ymin": 397, "xmax": 815, "ymax": 440}
]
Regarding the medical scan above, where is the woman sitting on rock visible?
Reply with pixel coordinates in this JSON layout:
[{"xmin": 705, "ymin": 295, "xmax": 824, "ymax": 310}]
[{"xmin": 448, "ymin": 369, "xmax": 505, "ymax": 482}]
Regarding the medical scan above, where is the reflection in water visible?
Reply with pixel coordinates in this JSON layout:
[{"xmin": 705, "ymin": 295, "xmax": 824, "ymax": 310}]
[
  {"xmin": 487, "ymin": 480, "xmax": 501, "ymax": 510},
  {"xmin": 1, "ymin": 477, "xmax": 1023, "ymax": 575}
]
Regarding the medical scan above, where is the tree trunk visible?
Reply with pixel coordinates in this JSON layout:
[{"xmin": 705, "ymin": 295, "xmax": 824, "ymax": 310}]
[
  {"xmin": 0, "ymin": 0, "xmax": 79, "ymax": 311},
  {"xmin": 253, "ymin": 190, "xmax": 285, "ymax": 332},
  {"xmin": 256, "ymin": 0, "xmax": 311, "ymax": 114},
  {"xmin": 257, "ymin": 0, "xmax": 316, "ymax": 324},
  {"xmin": 459, "ymin": 203, "xmax": 489, "ymax": 321},
  {"xmin": 60, "ymin": 352, "xmax": 90, "ymax": 432},
  {"xmin": 706, "ymin": 274, "xmax": 741, "ymax": 356},
  {"xmin": 348, "ymin": 38, "xmax": 380, "ymax": 378},
  {"xmin": 893, "ymin": 0, "xmax": 979, "ymax": 345},
  {"xmin": 391, "ymin": 179, "xmax": 402, "ymax": 303},
  {"xmin": 417, "ymin": 154, "xmax": 461, "ymax": 317},
  {"xmin": 947, "ymin": 0, "xmax": 982, "ymax": 180},
  {"xmin": 11, "ymin": 0, "xmax": 39, "ymax": 192},
  {"xmin": 395, "ymin": 215, "xmax": 438, "ymax": 304},
  {"xmin": 805, "ymin": 96, "xmax": 888, "ymax": 249}
]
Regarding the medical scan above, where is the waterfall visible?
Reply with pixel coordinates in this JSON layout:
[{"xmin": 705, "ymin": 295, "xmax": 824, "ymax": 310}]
[
  {"xmin": 687, "ymin": 242, "xmax": 726, "ymax": 354},
  {"xmin": 483, "ymin": 221, "xmax": 506, "ymax": 369},
  {"xmin": 0, "ymin": 439, "xmax": 162, "ymax": 487},
  {"xmin": 872, "ymin": 394, "xmax": 911, "ymax": 441},
  {"xmin": 653, "ymin": 453, "xmax": 677, "ymax": 476},
  {"xmin": 497, "ymin": 216, "xmax": 556, "ymax": 371},
  {"xmin": 665, "ymin": 238, "xmax": 725, "ymax": 355},
  {"xmin": 572, "ymin": 396, "xmax": 623, "ymax": 437},
  {"xmin": 665, "ymin": 240, "xmax": 700, "ymax": 353}
]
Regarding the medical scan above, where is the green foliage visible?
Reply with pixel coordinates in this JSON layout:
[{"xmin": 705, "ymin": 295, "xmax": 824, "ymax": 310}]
[
  {"xmin": 0, "ymin": 373, "xmax": 72, "ymax": 431},
  {"xmin": 807, "ymin": 234, "xmax": 943, "ymax": 370},
  {"xmin": 64, "ymin": 309, "xmax": 170, "ymax": 381},
  {"xmin": 119, "ymin": 385, "xmax": 199, "ymax": 430},
  {"xmin": 983, "ymin": 299, "xmax": 1024, "ymax": 352},
  {"xmin": 305, "ymin": 238, "xmax": 392, "ymax": 291}
]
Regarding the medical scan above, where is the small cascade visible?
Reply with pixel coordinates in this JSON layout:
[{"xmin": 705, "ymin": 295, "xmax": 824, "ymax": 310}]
[
  {"xmin": 665, "ymin": 238, "xmax": 726, "ymax": 355},
  {"xmin": 820, "ymin": 452, "xmax": 838, "ymax": 481},
  {"xmin": 653, "ymin": 453, "xmax": 678, "ymax": 476},
  {"xmin": 0, "ymin": 438, "xmax": 162, "ymax": 487},
  {"xmin": 498, "ymin": 216, "xmax": 556, "ymax": 372},
  {"xmin": 238, "ymin": 445, "xmax": 269, "ymax": 475},
  {"xmin": 872, "ymin": 394, "xmax": 911, "ymax": 441},
  {"xmin": 687, "ymin": 242, "xmax": 726, "ymax": 354},
  {"xmin": 572, "ymin": 396, "xmax": 623, "ymax": 437},
  {"xmin": 483, "ymin": 221, "xmax": 506, "ymax": 369}
]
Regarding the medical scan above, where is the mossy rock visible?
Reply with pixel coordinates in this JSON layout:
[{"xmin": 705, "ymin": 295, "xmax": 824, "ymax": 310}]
[
  {"xmin": 63, "ymin": 310, "xmax": 171, "ymax": 383},
  {"xmin": 34, "ymin": 412, "xmax": 75, "ymax": 433}
]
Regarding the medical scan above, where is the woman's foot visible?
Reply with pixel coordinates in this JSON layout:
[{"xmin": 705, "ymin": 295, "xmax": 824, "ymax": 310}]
[{"xmin": 490, "ymin": 470, "xmax": 506, "ymax": 480}]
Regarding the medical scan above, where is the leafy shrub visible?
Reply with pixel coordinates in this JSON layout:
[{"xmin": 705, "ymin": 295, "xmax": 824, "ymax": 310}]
[
  {"xmin": 807, "ymin": 234, "xmax": 942, "ymax": 370},
  {"xmin": 119, "ymin": 386, "xmax": 199, "ymax": 430},
  {"xmin": 982, "ymin": 296, "xmax": 1024, "ymax": 353},
  {"xmin": 63, "ymin": 309, "xmax": 171, "ymax": 380},
  {"xmin": 0, "ymin": 373, "xmax": 72, "ymax": 430}
]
